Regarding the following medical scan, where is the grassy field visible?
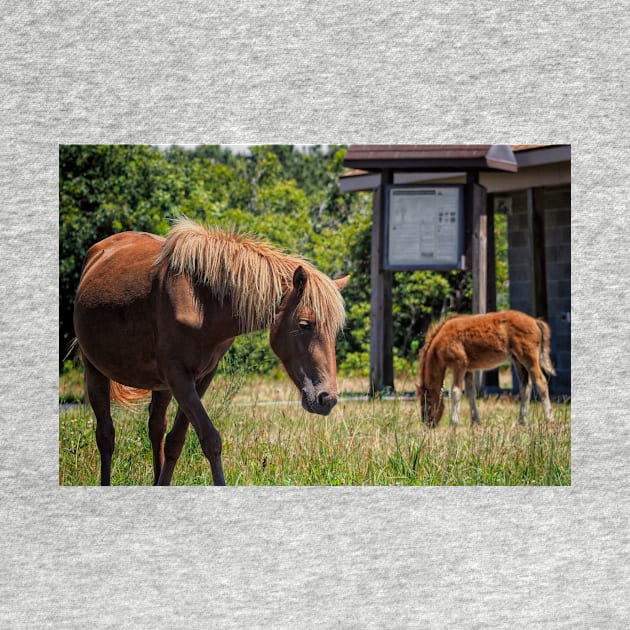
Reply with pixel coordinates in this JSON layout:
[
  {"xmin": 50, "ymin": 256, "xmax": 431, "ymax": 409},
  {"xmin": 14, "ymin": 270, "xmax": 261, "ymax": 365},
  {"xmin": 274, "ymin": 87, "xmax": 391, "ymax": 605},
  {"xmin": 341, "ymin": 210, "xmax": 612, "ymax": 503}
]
[{"xmin": 59, "ymin": 370, "xmax": 570, "ymax": 486}]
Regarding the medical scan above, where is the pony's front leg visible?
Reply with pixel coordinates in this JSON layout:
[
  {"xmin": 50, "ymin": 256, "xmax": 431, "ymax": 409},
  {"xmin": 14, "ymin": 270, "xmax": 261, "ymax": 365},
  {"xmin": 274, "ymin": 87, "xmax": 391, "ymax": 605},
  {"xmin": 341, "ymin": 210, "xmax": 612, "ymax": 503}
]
[
  {"xmin": 165, "ymin": 372, "xmax": 225, "ymax": 486},
  {"xmin": 465, "ymin": 372, "xmax": 481, "ymax": 425}
]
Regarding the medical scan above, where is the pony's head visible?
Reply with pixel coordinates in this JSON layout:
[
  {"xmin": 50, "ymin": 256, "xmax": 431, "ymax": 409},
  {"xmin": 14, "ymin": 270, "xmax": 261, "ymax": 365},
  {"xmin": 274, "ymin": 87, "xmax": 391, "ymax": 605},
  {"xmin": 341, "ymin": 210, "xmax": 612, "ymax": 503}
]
[{"xmin": 270, "ymin": 266, "xmax": 349, "ymax": 416}]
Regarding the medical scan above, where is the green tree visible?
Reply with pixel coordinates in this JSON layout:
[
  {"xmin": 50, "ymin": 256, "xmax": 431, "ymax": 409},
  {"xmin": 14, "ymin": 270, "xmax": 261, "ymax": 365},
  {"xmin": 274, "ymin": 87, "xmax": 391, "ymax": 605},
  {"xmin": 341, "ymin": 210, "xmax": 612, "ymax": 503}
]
[{"xmin": 59, "ymin": 145, "xmax": 182, "ymax": 361}]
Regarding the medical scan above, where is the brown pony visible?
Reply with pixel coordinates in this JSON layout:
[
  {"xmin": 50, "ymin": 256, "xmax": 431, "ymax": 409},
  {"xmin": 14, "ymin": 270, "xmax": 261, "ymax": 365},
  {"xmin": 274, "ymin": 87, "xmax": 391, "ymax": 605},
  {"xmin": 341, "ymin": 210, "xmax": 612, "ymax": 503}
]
[
  {"xmin": 416, "ymin": 310, "xmax": 555, "ymax": 427},
  {"xmin": 73, "ymin": 218, "xmax": 349, "ymax": 485}
]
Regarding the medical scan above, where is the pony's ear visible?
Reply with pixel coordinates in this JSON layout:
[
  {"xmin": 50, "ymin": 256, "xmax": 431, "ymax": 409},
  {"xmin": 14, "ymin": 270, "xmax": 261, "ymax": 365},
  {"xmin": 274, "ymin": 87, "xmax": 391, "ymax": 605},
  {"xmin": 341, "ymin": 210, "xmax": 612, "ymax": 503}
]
[
  {"xmin": 293, "ymin": 265, "xmax": 308, "ymax": 295},
  {"xmin": 333, "ymin": 274, "xmax": 350, "ymax": 292}
]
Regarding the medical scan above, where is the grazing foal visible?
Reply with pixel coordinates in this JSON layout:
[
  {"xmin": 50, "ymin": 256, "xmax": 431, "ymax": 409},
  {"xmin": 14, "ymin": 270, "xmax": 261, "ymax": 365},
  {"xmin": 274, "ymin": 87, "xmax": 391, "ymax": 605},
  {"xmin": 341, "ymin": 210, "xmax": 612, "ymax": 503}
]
[{"xmin": 416, "ymin": 310, "xmax": 556, "ymax": 427}]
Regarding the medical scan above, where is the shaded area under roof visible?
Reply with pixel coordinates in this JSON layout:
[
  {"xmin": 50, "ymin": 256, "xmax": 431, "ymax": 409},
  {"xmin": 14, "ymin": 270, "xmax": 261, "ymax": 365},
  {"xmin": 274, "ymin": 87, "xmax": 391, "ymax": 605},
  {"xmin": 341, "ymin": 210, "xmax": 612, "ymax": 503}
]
[{"xmin": 343, "ymin": 144, "xmax": 524, "ymax": 173}]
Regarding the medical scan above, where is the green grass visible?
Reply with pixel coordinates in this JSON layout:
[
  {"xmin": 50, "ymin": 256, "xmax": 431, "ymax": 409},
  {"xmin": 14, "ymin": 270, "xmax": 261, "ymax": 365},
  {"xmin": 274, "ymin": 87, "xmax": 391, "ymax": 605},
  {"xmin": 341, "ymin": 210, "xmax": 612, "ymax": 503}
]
[{"xmin": 59, "ymin": 371, "xmax": 571, "ymax": 486}]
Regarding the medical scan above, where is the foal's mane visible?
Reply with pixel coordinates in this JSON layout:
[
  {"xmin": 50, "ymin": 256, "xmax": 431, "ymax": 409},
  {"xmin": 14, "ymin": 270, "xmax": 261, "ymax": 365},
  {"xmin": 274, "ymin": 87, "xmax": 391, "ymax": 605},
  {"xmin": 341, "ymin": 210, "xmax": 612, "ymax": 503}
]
[
  {"xmin": 417, "ymin": 314, "xmax": 464, "ymax": 387},
  {"xmin": 155, "ymin": 218, "xmax": 345, "ymax": 338}
]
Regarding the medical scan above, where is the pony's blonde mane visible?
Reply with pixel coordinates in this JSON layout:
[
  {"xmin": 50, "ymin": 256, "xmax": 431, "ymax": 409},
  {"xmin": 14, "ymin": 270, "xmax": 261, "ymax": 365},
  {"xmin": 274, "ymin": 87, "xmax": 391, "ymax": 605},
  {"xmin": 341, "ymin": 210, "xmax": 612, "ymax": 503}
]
[{"xmin": 155, "ymin": 218, "xmax": 345, "ymax": 338}]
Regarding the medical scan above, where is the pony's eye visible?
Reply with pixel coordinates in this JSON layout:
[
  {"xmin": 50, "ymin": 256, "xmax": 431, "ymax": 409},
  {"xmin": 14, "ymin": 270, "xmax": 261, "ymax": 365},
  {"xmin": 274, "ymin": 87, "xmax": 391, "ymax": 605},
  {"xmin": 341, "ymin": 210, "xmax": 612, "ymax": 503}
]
[{"xmin": 298, "ymin": 320, "xmax": 314, "ymax": 331}]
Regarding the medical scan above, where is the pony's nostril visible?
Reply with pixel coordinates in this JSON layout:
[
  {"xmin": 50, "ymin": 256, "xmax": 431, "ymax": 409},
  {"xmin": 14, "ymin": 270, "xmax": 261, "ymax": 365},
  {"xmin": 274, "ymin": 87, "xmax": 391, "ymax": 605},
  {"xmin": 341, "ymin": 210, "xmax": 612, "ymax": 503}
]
[{"xmin": 318, "ymin": 392, "xmax": 337, "ymax": 408}]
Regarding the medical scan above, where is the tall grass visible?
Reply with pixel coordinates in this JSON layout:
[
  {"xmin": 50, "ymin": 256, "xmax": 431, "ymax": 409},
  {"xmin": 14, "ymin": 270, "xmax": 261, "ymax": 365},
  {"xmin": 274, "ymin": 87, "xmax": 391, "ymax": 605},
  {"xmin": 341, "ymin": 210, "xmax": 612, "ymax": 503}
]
[{"xmin": 59, "ymin": 372, "xmax": 570, "ymax": 486}]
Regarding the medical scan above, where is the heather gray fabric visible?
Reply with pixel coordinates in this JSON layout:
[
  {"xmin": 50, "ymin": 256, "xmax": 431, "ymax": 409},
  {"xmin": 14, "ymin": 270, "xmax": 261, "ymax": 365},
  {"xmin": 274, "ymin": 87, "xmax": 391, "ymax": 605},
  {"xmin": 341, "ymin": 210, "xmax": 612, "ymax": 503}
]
[{"xmin": 1, "ymin": 1, "xmax": 627, "ymax": 627}]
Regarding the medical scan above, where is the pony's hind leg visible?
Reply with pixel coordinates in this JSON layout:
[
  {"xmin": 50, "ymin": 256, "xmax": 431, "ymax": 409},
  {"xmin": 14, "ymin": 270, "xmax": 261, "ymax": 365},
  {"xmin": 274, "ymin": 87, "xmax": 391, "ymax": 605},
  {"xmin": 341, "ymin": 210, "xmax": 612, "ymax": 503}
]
[
  {"xmin": 148, "ymin": 390, "xmax": 172, "ymax": 485},
  {"xmin": 513, "ymin": 361, "xmax": 532, "ymax": 424},
  {"xmin": 465, "ymin": 372, "xmax": 481, "ymax": 425},
  {"xmin": 84, "ymin": 359, "xmax": 115, "ymax": 485}
]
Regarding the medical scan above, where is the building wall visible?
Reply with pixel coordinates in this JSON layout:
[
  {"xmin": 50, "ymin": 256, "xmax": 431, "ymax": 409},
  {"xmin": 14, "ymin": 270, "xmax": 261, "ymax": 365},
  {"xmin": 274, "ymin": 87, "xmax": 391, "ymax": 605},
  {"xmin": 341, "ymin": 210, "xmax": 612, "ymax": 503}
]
[{"xmin": 506, "ymin": 185, "xmax": 571, "ymax": 397}]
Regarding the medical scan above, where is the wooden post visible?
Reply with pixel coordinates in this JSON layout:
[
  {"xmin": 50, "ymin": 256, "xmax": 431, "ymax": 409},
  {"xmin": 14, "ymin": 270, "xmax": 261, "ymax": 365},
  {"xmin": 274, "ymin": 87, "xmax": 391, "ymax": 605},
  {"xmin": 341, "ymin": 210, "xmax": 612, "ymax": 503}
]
[
  {"xmin": 470, "ymin": 175, "xmax": 487, "ymax": 392},
  {"xmin": 486, "ymin": 196, "xmax": 497, "ymax": 313},
  {"xmin": 527, "ymin": 188, "xmax": 548, "ymax": 319},
  {"xmin": 471, "ymin": 178, "xmax": 488, "ymax": 316},
  {"xmin": 369, "ymin": 170, "xmax": 394, "ymax": 396},
  {"xmin": 485, "ymin": 193, "xmax": 499, "ymax": 389}
]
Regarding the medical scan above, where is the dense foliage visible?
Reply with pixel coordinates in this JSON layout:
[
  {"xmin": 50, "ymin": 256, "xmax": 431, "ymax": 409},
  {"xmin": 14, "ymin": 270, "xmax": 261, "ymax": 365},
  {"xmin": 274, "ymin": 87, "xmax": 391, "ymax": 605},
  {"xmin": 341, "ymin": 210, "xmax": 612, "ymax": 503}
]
[{"xmin": 60, "ymin": 144, "xmax": 487, "ymax": 376}]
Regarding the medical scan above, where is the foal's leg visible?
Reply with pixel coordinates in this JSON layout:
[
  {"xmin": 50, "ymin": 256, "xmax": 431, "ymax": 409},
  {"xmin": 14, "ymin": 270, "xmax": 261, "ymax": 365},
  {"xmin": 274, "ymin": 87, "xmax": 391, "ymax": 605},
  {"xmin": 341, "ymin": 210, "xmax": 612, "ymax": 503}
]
[
  {"xmin": 84, "ymin": 359, "xmax": 114, "ymax": 485},
  {"xmin": 450, "ymin": 368, "xmax": 466, "ymax": 426},
  {"xmin": 158, "ymin": 371, "xmax": 218, "ymax": 486},
  {"xmin": 513, "ymin": 362, "xmax": 532, "ymax": 424},
  {"xmin": 465, "ymin": 372, "xmax": 481, "ymax": 425},
  {"xmin": 530, "ymin": 364, "xmax": 553, "ymax": 422},
  {"xmin": 147, "ymin": 390, "xmax": 172, "ymax": 485}
]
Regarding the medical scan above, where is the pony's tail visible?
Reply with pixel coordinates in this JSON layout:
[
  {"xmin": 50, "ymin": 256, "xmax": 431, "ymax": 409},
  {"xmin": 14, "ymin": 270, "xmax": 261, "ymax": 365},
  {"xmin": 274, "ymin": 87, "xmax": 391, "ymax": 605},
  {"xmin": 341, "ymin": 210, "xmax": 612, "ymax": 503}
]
[
  {"xmin": 536, "ymin": 319, "xmax": 557, "ymax": 377},
  {"xmin": 63, "ymin": 337, "xmax": 81, "ymax": 363},
  {"xmin": 109, "ymin": 381, "xmax": 151, "ymax": 410}
]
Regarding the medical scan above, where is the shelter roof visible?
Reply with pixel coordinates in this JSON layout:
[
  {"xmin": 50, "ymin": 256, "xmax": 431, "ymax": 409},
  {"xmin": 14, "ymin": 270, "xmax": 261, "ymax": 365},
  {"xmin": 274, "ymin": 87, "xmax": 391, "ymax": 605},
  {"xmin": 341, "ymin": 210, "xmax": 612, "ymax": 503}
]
[
  {"xmin": 340, "ymin": 144, "xmax": 570, "ymax": 194},
  {"xmin": 343, "ymin": 144, "xmax": 554, "ymax": 173}
]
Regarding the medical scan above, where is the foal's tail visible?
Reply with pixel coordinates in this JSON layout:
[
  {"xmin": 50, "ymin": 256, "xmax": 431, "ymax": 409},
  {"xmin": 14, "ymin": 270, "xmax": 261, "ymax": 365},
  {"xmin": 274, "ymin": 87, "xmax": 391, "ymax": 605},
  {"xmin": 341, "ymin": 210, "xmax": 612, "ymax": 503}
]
[
  {"xmin": 536, "ymin": 319, "xmax": 557, "ymax": 377},
  {"xmin": 65, "ymin": 337, "xmax": 150, "ymax": 409}
]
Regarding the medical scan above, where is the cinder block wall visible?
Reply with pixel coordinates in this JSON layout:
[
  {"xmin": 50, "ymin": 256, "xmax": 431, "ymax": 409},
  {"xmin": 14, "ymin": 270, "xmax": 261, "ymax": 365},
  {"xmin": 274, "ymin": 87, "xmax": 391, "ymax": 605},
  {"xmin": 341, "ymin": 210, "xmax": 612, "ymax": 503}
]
[{"xmin": 506, "ymin": 185, "xmax": 571, "ymax": 397}]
